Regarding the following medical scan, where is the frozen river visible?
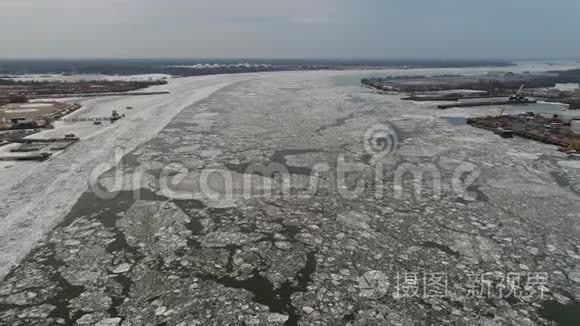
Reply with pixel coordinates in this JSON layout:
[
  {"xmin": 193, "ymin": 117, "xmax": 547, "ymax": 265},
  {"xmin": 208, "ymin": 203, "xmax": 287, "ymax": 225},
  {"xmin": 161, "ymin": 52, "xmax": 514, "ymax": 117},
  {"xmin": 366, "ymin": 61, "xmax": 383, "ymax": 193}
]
[{"xmin": 1, "ymin": 65, "xmax": 579, "ymax": 325}]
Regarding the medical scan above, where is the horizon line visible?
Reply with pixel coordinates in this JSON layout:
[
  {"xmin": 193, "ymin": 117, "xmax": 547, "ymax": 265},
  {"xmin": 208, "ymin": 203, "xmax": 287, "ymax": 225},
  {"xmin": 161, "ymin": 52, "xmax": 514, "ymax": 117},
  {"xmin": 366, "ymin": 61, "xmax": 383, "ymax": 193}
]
[{"xmin": 1, "ymin": 57, "xmax": 577, "ymax": 62}]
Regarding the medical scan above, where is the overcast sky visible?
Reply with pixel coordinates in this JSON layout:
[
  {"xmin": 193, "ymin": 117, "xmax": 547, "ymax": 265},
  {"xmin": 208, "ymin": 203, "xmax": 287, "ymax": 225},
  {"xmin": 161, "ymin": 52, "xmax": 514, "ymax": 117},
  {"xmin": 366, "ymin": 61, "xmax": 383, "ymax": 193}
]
[{"xmin": 1, "ymin": 0, "xmax": 579, "ymax": 60}]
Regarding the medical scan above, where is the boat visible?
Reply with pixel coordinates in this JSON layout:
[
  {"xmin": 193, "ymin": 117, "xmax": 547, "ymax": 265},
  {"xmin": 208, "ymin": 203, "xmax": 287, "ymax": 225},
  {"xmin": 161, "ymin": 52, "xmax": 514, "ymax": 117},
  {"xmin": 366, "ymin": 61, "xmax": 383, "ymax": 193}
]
[{"xmin": 494, "ymin": 127, "xmax": 514, "ymax": 138}]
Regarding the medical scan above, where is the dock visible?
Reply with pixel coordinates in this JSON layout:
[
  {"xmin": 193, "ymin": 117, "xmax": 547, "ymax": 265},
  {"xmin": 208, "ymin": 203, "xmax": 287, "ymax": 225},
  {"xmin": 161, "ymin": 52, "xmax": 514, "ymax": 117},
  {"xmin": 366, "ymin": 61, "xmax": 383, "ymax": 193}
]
[
  {"xmin": 0, "ymin": 137, "xmax": 80, "ymax": 162},
  {"xmin": 438, "ymin": 99, "xmax": 537, "ymax": 110},
  {"xmin": 13, "ymin": 137, "xmax": 80, "ymax": 143},
  {"xmin": 466, "ymin": 113, "xmax": 580, "ymax": 149},
  {"xmin": 0, "ymin": 153, "xmax": 52, "ymax": 162},
  {"xmin": 402, "ymin": 95, "xmax": 500, "ymax": 102}
]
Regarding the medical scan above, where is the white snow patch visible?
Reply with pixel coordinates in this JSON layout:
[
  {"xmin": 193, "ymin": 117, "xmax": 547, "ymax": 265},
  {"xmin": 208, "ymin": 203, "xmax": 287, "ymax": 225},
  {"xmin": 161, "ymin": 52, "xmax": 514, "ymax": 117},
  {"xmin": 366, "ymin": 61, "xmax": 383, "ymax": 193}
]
[
  {"xmin": 29, "ymin": 98, "xmax": 81, "ymax": 103},
  {"xmin": 505, "ymin": 150, "xmax": 539, "ymax": 160},
  {"xmin": 16, "ymin": 103, "xmax": 53, "ymax": 108},
  {"xmin": 2, "ymin": 108, "xmax": 39, "ymax": 113},
  {"xmin": 558, "ymin": 160, "xmax": 580, "ymax": 169},
  {"xmin": 553, "ymin": 83, "xmax": 579, "ymax": 91},
  {"xmin": 537, "ymin": 101, "xmax": 569, "ymax": 107}
]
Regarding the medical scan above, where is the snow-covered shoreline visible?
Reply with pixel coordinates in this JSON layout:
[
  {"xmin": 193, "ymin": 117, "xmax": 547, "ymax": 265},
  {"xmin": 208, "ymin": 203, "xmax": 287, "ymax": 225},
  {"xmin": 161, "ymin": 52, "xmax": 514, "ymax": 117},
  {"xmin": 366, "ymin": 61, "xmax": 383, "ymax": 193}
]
[{"xmin": 0, "ymin": 74, "xmax": 249, "ymax": 279}]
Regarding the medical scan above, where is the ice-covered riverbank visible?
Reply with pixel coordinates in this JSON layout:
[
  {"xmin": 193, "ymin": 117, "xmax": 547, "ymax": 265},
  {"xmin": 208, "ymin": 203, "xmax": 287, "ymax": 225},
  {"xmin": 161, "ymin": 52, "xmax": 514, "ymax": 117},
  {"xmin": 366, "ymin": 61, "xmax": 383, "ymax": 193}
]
[{"xmin": 0, "ymin": 74, "xmax": 252, "ymax": 279}]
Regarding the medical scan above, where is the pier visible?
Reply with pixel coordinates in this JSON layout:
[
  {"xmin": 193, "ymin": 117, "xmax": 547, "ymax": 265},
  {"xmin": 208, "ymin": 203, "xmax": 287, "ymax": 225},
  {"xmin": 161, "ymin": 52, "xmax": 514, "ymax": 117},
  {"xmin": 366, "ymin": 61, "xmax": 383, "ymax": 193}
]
[{"xmin": 438, "ymin": 99, "xmax": 537, "ymax": 110}]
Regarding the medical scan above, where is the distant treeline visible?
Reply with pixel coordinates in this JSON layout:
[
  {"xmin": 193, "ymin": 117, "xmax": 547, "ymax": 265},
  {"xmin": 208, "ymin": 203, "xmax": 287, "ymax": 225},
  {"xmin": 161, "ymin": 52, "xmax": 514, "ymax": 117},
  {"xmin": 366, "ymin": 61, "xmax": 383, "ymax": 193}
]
[
  {"xmin": 0, "ymin": 59, "xmax": 513, "ymax": 76},
  {"xmin": 363, "ymin": 68, "xmax": 580, "ymax": 92},
  {"xmin": 0, "ymin": 78, "xmax": 15, "ymax": 85},
  {"xmin": 0, "ymin": 78, "xmax": 167, "ymax": 86},
  {"xmin": 555, "ymin": 68, "xmax": 580, "ymax": 78}
]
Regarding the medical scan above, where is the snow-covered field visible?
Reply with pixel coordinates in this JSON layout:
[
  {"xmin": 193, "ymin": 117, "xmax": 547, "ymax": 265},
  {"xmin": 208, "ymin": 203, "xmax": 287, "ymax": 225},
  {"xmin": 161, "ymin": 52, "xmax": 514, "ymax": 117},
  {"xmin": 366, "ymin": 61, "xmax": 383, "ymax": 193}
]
[{"xmin": 3, "ymin": 73, "xmax": 171, "ymax": 83}]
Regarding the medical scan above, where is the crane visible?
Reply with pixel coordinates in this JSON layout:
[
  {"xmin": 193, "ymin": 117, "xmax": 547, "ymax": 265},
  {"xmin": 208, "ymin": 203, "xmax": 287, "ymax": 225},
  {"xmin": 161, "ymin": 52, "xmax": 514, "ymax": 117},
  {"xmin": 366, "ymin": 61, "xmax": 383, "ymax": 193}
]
[
  {"xmin": 509, "ymin": 84, "xmax": 527, "ymax": 102},
  {"xmin": 496, "ymin": 106, "xmax": 506, "ymax": 118}
]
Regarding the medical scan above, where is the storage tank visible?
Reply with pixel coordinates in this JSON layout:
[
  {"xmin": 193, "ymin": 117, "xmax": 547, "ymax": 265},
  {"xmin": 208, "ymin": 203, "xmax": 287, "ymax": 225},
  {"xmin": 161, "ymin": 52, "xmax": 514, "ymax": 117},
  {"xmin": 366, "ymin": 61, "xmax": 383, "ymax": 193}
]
[{"xmin": 571, "ymin": 120, "xmax": 580, "ymax": 135}]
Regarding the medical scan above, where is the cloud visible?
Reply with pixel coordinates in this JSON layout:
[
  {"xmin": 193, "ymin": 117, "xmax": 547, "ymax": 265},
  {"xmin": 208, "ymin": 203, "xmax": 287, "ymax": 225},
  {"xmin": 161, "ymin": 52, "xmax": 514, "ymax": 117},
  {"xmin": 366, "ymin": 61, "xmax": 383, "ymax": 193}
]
[{"xmin": 0, "ymin": 0, "xmax": 579, "ymax": 59}]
